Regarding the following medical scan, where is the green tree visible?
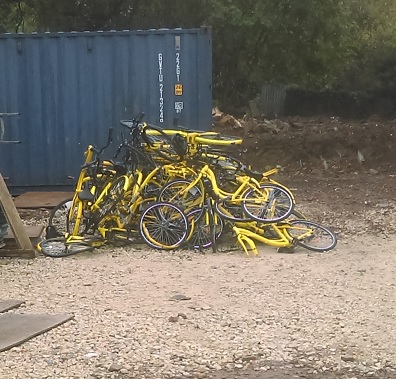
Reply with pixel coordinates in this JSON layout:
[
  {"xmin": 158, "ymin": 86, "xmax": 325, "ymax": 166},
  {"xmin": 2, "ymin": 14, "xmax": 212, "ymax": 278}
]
[
  {"xmin": 339, "ymin": 0, "xmax": 396, "ymax": 91},
  {"xmin": 0, "ymin": 0, "xmax": 34, "ymax": 32},
  {"xmin": 2, "ymin": 0, "xmax": 396, "ymax": 109},
  {"xmin": 208, "ymin": 0, "xmax": 358, "ymax": 109}
]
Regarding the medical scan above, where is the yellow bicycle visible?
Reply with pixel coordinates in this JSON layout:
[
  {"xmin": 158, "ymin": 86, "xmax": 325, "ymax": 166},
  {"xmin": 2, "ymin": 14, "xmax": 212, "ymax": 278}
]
[
  {"xmin": 120, "ymin": 118, "xmax": 243, "ymax": 162},
  {"xmin": 158, "ymin": 163, "xmax": 295, "ymax": 224},
  {"xmin": 231, "ymin": 220, "xmax": 337, "ymax": 256}
]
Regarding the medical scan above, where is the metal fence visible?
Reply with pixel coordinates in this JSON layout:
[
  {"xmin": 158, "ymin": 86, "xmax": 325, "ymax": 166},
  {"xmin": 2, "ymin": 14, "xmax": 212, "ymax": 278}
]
[{"xmin": 259, "ymin": 84, "xmax": 287, "ymax": 117}]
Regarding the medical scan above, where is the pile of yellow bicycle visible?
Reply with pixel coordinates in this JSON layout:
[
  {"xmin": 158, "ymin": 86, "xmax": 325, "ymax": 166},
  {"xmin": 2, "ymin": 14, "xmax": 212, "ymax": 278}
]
[{"xmin": 37, "ymin": 114, "xmax": 337, "ymax": 257}]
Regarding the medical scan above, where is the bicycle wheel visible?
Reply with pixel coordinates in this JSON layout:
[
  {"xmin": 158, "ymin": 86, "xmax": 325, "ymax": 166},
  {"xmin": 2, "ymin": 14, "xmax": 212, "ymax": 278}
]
[
  {"xmin": 195, "ymin": 133, "xmax": 243, "ymax": 146},
  {"xmin": 158, "ymin": 179, "xmax": 205, "ymax": 218},
  {"xmin": 254, "ymin": 208, "xmax": 307, "ymax": 240},
  {"xmin": 287, "ymin": 220, "xmax": 337, "ymax": 252},
  {"xmin": 215, "ymin": 199, "xmax": 252, "ymax": 222},
  {"xmin": 277, "ymin": 206, "xmax": 306, "ymax": 221},
  {"xmin": 46, "ymin": 198, "xmax": 72, "ymax": 238},
  {"xmin": 67, "ymin": 200, "xmax": 89, "ymax": 236},
  {"xmin": 37, "ymin": 237, "xmax": 94, "ymax": 258},
  {"xmin": 139, "ymin": 202, "xmax": 189, "ymax": 250},
  {"xmin": 94, "ymin": 175, "xmax": 130, "ymax": 221},
  {"xmin": 186, "ymin": 206, "xmax": 224, "ymax": 250},
  {"xmin": 207, "ymin": 199, "xmax": 219, "ymax": 253},
  {"xmin": 243, "ymin": 184, "xmax": 294, "ymax": 223}
]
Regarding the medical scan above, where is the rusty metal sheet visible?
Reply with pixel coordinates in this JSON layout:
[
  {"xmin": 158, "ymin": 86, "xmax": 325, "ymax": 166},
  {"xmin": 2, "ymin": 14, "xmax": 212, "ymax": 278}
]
[{"xmin": 13, "ymin": 192, "xmax": 73, "ymax": 209}]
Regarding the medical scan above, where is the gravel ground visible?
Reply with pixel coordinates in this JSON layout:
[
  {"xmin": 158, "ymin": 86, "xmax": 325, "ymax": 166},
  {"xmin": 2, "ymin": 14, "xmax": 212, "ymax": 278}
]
[
  {"xmin": 1, "ymin": 172, "xmax": 396, "ymax": 379},
  {"xmin": 0, "ymin": 232, "xmax": 395, "ymax": 378}
]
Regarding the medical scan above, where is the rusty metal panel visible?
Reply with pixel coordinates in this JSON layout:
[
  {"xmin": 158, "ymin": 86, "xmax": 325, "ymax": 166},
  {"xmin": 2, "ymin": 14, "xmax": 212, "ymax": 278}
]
[{"xmin": 0, "ymin": 28, "xmax": 212, "ymax": 186}]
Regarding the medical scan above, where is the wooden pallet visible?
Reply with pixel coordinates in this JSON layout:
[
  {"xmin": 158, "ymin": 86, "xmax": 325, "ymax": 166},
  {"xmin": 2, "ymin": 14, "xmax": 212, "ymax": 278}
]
[
  {"xmin": 0, "ymin": 174, "xmax": 36, "ymax": 258},
  {"xmin": 2, "ymin": 225, "xmax": 44, "ymax": 258}
]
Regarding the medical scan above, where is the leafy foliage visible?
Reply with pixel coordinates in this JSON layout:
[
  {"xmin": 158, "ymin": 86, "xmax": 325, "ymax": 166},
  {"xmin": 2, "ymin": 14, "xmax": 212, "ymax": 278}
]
[
  {"xmin": 1, "ymin": 0, "xmax": 396, "ymax": 110},
  {"xmin": 0, "ymin": 0, "xmax": 34, "ymax": 32}
]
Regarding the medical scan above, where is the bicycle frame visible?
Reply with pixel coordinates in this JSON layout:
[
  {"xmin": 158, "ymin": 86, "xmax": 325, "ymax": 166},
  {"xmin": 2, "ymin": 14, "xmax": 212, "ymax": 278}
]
[
  {"xmin": 68, "ymin": 174, "xmax": 130, "ymax": 236},
  {"xmin": 115, "ymin": 164, "xmax": 194, "ymax": 228},
  {"xmin": 232, "ymin": 222, "xmax": 314, "ymax": 256},
  {"xmin": 178, "ymin": 164, "xmax": 262, "ymax": 203}
]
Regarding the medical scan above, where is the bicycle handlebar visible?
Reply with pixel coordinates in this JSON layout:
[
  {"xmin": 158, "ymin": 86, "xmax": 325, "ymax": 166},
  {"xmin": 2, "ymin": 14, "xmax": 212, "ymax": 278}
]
[
  {"xmin": 107, "ymin": 127, "xmax": 113, "ymax": 145},
  {"xmin": 80, "ymin": 127, "xmax": 114, "ymax": 168},
  {"xmin": 94, "ymin": 127, "xmax": 114, "ymax": 155}
]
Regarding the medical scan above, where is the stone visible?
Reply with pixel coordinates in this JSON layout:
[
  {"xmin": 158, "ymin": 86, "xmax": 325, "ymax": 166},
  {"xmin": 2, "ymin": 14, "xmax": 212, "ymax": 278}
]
[
  {"xmin": 170, "ymin": 294, "xmax": 192, "ymax": 301},
  {"xmin": 108, "ymin": 363, "xmax": 123, "ymax": 372}
]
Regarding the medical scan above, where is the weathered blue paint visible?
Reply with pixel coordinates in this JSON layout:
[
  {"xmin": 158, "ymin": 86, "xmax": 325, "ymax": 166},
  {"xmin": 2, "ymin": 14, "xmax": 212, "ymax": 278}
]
[{"xmin": 0, "ymin": 28, "xmax": 212, "ymax": 186}]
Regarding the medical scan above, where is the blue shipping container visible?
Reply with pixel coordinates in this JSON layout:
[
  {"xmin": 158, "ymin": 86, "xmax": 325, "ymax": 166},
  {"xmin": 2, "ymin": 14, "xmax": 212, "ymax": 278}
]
[{"xmin": 0, "ymin": 28, "xmax": 212, "ymax": 186}]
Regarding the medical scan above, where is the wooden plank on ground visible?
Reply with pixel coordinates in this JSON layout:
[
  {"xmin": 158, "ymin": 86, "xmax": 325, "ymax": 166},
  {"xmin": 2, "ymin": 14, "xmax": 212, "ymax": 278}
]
[
  {"xmin": 0, "ymin": 300, "xmax": 25, "ymax": 313},
  {"xmin": 1, "ymin": 225, "xmax": 43, "ymax": 253},
  {"xmin": 0, "ymin": 249, "xmax": 36, "ymax": 258},
  {"xmin": 0, "ymin": 313, "xmax": 75, "ymax": 352},
  {"xmin": 5, "ymin": 225, "xmax": 44, "ymax": 240},
  {"xmin": 13, "ymin": 191, "xmax": 74, "ymax": 209}
]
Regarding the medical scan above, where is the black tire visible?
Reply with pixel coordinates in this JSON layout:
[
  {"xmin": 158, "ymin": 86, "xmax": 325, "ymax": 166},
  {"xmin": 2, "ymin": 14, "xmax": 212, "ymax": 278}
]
[
  {"xmin": 277, "ymin": 206, "xmax": 306, "ymax": 221},
  {"xmin": 287, "ymin": 220, "xmax": 337, "ymax": 252},
  {"xmin": 67, "ymin": 200, "xmax": 89, "ymax": 236},
  {"xmin": 46, "ymin": 198, "xmax": 72, "ymax": 238},
  {"xmin": 38, "ymin": 237, "xmax": 94, "ymax": 258},
  {"xmin": 288, "ymin": 208, "xmax": 306, "ymax": 220},
  {"xmin": 138, "ymin": 202, "xmax": 189, "ymax": 250},
  {"xmin": 158, "ymin": 179, "xmax": 205, "ymax": 218},
  {"xmin": 214, "ymin": 199, "xmax": 252, "ymax": 223},
  {"xmin": 243, "ymin": 184, "xmax": 294, "ymax": 223},
  {"xmin": 207, "ymin": 199, "xmax": 218, "ymax": 253},
  {"xmin": 187, "ymin": 202, "xmax": 224, "ymax": 251},
  {"xmin": 94, "ymin": 175, "xmax": 129, "ymax": 222},
  {"xmin": 255, "ymin": 208, "xmax": 307, "ymax": 239}
]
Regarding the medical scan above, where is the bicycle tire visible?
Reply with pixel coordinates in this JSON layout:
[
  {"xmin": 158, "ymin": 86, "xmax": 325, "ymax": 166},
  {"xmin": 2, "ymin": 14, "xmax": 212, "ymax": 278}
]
[
  {"xmin": 67, "ymin": 200, "xmax": 88, "ymax": 236},
  {"xmin": 139, "ymin": 202, "xmax": 189, "ymax": 250},
  {"xmin": 288, "ymin": 208, "xmax": 306, "ymax": 220},
  {"xmin": 206, "ymin": 199, "xmax": 218, "ymax": 253},
  {"xmin": 158, "ymin": 179, "xmax": 205, "ymax": 218},
  {"xmin": 94, "ymin": 175, "xmax": 130, "ymax": 221},
  {"xmin": 255, "ymin": 207, "xmax": 307, "ymax": 240},
  {"xmin": 214, "ymin": 199, "xmax": 252, "ymax": 223},
  {"xmin": 243, "ymin": 184, "xmax": 294, "ymax": 223},
  {"xmin": 46, "ymin": 198, "xmax": 73, "ymax": 238},
  {"xmin": 276, "ymin": 206, "xmax": 306, "ymax": 221},
  {"xmin": 186, "ymin": 204, "xmax": 224, "ymax": 250},
  {"xmin": 37, "ymin": 237, "xmax": 94, "ymax": 258},
  {"xmin": 287, "ymin": 220, "xmax": 337, "ymax": 252}
]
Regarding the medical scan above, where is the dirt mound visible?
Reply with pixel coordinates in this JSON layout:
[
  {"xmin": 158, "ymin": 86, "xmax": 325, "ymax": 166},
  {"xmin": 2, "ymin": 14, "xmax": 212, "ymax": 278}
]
[
  {"xmin": 212, "ymin": 113, "xmax": 396, "ymax": 175},
  {"xmin": 212, "ymin": 112, "xmax": 396, "ymax": 239}
]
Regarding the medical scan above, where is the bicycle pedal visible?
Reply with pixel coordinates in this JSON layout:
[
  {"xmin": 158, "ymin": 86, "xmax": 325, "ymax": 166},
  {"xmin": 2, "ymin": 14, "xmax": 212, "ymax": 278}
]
[{"xmin": 45, "ymin": 225, "xmax": 61, "ymax": 239}]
